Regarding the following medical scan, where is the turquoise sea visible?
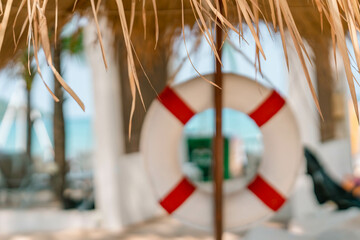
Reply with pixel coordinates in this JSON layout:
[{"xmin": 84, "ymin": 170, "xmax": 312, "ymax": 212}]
[
  {"xmin": 185, "ymin": 108, "xmax": 263, "ymax": 153},
  {"xmin": 1, "ymin": 116, "xmax": 94, "ymax": 159},
  {"xmin": 1, "ymin": 108, "xmax": 261, "ymax": 160}
]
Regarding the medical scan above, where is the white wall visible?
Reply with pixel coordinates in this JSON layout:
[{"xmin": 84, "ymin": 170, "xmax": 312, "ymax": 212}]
[
  {"xmin": 117, "ymin": 153, "xmax": 162, "ymax": 226},
  {"xmin": 286, "ymin": 36, "xmax": 353, "ymax": 220},
  {"xmin": 85, "ymin": 19, "xmax": 161, "ymax": 231},
  {"xmin": 0, "ymin": 210, "xmax": 100, "ymax": 235},
  {"xmin": 287, "ymin": 38, "xmax": 353, "ymax": 182}
]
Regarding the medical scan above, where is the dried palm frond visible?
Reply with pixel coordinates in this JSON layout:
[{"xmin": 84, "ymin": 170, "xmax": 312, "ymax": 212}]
[
  {"xmin": 0, "ymin": 0, "xmax": 13, "ymax": 52},
  {"xmin": 0, "ymin": 0, "xmax": 360, "ymax": 121}
]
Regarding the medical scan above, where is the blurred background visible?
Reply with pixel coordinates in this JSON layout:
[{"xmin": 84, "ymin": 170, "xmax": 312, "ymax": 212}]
[{"xmin": 1, "ymin": 14, "xmax": 360, "ymax": 240}]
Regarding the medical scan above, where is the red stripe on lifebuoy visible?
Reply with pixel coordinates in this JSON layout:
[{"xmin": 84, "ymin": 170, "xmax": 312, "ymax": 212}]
[
  {"xmin": 247, "ymin": 174, "xmax": 285, "ymax": 211},
  {"xmin": 158, "ymin": 86, "xmax": 195, "ymax": 125},
  {"xmin": 249, "ymin": 91, "xmax": 285, "ymax": 127},
  {"xmin": 160, "ymin": 177, "xmax": 196, "ymax": 214}
]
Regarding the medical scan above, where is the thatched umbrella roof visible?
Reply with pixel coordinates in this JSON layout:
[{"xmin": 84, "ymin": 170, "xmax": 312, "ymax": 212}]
[{"xmin": 0, "ymin": 0, "xmax": 359, "ymax": 120}]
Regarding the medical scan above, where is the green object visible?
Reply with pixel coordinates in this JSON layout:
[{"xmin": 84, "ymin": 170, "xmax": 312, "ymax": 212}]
[{"xmin": 186, "ymin": 136, "xmax": 230, "ymax": 181}]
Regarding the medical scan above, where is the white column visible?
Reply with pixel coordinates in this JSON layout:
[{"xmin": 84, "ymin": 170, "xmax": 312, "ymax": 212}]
[{"xmin": 84, "ymin": 19, "xmax": 124, "ymax": 231}]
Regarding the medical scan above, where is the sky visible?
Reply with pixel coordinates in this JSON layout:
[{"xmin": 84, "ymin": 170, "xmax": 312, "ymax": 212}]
[
  {"xmin": 0, "ymin": 53, "xmax": 94, "ymax": 119},
  {"xmin": 172, "ymin": 24, "xmax": 287, "ymax": 96},
  {"xmin": 0, "ymin": 17, "xmax": 94, "ymax": 120}
]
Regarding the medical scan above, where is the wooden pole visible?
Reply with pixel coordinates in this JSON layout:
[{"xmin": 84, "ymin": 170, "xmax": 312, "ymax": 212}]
[
  {"xmin": 213, "ymin": 1, "xmax": 223, "ymax": 240},
  {"xmin": 53, "ymin": 40, "xmax": 66, "ymax": 205}
]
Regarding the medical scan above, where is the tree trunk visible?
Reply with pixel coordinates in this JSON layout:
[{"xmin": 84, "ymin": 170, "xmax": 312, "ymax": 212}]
[
  {"xmin": 309, "ymin": 38, "xmax": 335, "ymax": 142},
  {"xmin": 119, "ymin": 40, "xmax": 168, "ymax": 153},
  {"xmin": 26, "ymin": 88, "xmax": 32, "ymax": 164},
  {"xmin": 53, "ymin": 42, "xmax": 67, "ymax": 204}
]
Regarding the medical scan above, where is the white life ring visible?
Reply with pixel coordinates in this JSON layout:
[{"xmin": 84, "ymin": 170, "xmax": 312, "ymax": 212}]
[{"xmin": 141, "ymin": 74, "xmax": 301, "ymax": 231}]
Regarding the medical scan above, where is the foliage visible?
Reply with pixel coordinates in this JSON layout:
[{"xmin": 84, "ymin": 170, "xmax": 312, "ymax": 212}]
[
  {"xmin": 61, "ymin": 28, "xmax": 84, "ymax": 58},
  {"xmin": 19, "ymin": 50, "xmax": 36, "ymax": 91}
]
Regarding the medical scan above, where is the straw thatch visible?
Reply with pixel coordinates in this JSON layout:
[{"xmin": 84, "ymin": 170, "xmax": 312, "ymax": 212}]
[{"xmin": 1, "ymin": 0, "xmax": 360, "ymax": 125}]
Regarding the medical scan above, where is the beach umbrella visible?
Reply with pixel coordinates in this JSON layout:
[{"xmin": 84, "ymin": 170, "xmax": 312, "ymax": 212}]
[{"xmin": 1, "ymin": 0, "xmax": 360, "ymax": 239}]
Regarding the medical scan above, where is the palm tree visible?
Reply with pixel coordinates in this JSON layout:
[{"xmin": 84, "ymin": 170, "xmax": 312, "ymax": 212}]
[
  {"xmin": 19, "ymin": 50, "xmax": 36, "ymax": 164},
  {"xmin": 52, "ymin": 28, "xmax": 84, "ymax": 206}
]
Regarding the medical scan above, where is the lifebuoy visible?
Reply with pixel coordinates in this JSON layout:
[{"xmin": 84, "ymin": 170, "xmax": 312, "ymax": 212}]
[{"xmin": 141, "ymin": 74, "xmax": 301, "ymax": 230}]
